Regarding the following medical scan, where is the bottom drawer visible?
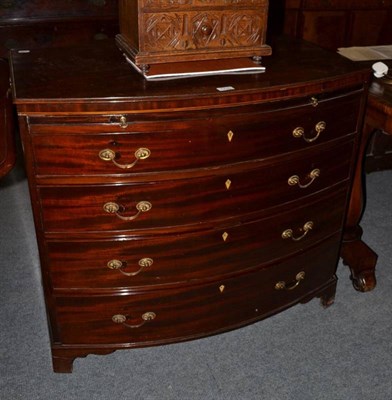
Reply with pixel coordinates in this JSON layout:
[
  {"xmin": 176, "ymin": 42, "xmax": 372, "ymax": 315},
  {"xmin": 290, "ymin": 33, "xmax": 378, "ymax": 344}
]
[{"xmin": 54, "ymin": 234, "xmax": 341, "ymax": 346}]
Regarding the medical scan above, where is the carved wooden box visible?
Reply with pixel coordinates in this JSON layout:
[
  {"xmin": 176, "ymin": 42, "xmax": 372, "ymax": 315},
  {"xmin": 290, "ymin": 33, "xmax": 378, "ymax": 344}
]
[{"xmin": 116, "ymin": 0, "xmax": 272, "ymax": 70}]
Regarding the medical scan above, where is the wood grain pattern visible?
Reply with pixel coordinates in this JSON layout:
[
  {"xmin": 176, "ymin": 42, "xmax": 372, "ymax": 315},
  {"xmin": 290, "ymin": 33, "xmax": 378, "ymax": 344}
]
[
  {"xmin": 54, "ymin": 235, "xmax": 340, "ymax": 346},
  {"xmin": 37, "ymin": 146, "xmax": 351, "ymax": 233},
  {"xmin": 29, "ymin": 95, "xmax": 360, "ymax": 174},
  {"xmin": 47, "ymin": 190, "xmax": 347, "ymax": 290}
]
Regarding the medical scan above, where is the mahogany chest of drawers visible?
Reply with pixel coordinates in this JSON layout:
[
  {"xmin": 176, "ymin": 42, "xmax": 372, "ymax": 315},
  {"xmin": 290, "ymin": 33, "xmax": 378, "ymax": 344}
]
[{"xmin": 9, "ymin": 37, "xmax": 372, "ymax": 373}]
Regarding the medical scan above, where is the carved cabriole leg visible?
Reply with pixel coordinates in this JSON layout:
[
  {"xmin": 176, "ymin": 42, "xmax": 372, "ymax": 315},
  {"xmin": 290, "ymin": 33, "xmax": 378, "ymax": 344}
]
[
  {"xmin": 341, "ymin": 121, "xmax": 378, "ymax": 292},
  {"xmin": 341, "ymin": 231, "xmax": 378, "ymax": 292}
]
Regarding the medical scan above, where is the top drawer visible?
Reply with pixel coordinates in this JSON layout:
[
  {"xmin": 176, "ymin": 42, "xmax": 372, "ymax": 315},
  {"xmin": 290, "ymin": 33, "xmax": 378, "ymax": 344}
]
[{"xmin": 29, "ymin": 91, "xmax": 362, "ymax": 177}]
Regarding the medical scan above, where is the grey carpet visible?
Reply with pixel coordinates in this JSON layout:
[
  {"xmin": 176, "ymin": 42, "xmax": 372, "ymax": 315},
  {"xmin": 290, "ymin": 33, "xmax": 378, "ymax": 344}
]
[{"xmin": 0, "ymin": 161, "xmax": 391, "ymax": 400}]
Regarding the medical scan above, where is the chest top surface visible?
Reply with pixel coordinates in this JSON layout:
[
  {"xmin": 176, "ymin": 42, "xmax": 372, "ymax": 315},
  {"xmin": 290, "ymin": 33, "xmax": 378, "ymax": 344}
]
[{"xmin": 10, "ymin": 35, "xmax": 370, "ymax": 113}]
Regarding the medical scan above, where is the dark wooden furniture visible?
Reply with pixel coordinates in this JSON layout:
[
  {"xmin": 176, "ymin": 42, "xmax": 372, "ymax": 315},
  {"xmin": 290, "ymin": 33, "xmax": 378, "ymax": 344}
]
[
  {"xmin": 284, "ymin": 0, "xmax": 392, "ymax": 52},
  {"xmin": 0, "ymin": 58, "xmax": 15, "ymax": 179},
  {"xmin": 283, "ymin": 1, "xmax": 392, "ymax": 173},
  {"xmin": 364, "ymin": 69, "xmax": 392, "ymax": 172},
  {"xmin": 9, "ymin": 36, "xmax": 376, "ymax": 373},
  {"xmin": 0, "ymin": 0, "xmax": 119, "ymax": 58},
  {"xmin": 116, "ymin": 0, "xmax": 272, "ymax": 70}
]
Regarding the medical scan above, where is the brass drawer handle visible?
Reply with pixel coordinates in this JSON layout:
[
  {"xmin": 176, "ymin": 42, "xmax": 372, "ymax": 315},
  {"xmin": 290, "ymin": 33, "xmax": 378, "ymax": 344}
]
[
  {"xmin": 112, "ymin": 312, "xmax": 156, "ymax": 329},
  {"xmin": 99, "ymin": 148, "xmax": 151, "ymax": 169},
  {"xmin": 107, "ymin": 258, "xmax": 153, "ymax": 276},
  {"xmin": 103, "ymin": 201, "xmax": 152, "ymax": 221},
  {"xmin": 275, "ymin": 271, "xmax": 306, "ymax": 290},
  {"xmin": 288, "ymin": 168, "xmax": 320, "ymax": 188},
  {"xmin": 292, "ymin": 121, "xmax": 326, "ymax": 143},
  {"xmin": 282, "ymin": 221, "xmax": 313, "ymax": 241}
]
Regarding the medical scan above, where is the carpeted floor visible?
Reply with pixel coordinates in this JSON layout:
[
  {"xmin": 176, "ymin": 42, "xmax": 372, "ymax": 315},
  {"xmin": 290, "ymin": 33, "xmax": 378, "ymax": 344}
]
[{"xmin": 0, "ymin": 160, "xmax": 391, "ymax": 400}]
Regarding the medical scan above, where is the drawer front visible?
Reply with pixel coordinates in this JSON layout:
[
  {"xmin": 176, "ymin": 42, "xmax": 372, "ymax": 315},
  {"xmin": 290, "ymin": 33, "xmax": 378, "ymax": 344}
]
[
  {"xmin": 47, "ymin": 188, "xmax": 347, "ymax": 289},
  {"xmin": 54, "ymin": 234, "xmax": 340, "ymax": 345},
  {"xmin": 38, "ymin": 142, "xmax": 352, "ymax": 233},
  {"xmin": 141, "ymin": 9, "xmax": 266, "ymax": 52},
  {"xmin": 29, "ymin": 92, "xmax": 361, "ymax": 176}
]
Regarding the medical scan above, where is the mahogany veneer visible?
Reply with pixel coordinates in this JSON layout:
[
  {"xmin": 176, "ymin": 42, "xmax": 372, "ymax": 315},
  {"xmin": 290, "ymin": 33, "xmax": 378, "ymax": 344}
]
[{"xmin": 9, "ymin": 36, "xmax": 377, "ymax": 373}]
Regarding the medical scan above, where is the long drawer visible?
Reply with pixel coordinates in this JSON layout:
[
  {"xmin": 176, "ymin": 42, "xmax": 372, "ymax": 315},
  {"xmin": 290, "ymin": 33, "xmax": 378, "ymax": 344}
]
[
  {"xmin": 47, "ymin": 188, "xmax": 347, "ymax": 289},
  {"xmin": 38, "ymin": 141, "xmax": 353, "ymax": 233},
  {"xmin": 29, "ymin": 91, "xmax": 361, "ymax": 176},
  {"xmin": 54, "ymin": 234, "xmax": 340, "ymax": 345}
]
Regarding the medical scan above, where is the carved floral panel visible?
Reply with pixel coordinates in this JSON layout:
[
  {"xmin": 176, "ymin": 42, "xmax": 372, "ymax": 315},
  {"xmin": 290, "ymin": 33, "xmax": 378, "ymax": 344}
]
[{"xmin": 143, "ymin": 11, "xmax": 264, "ymax": 51}]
